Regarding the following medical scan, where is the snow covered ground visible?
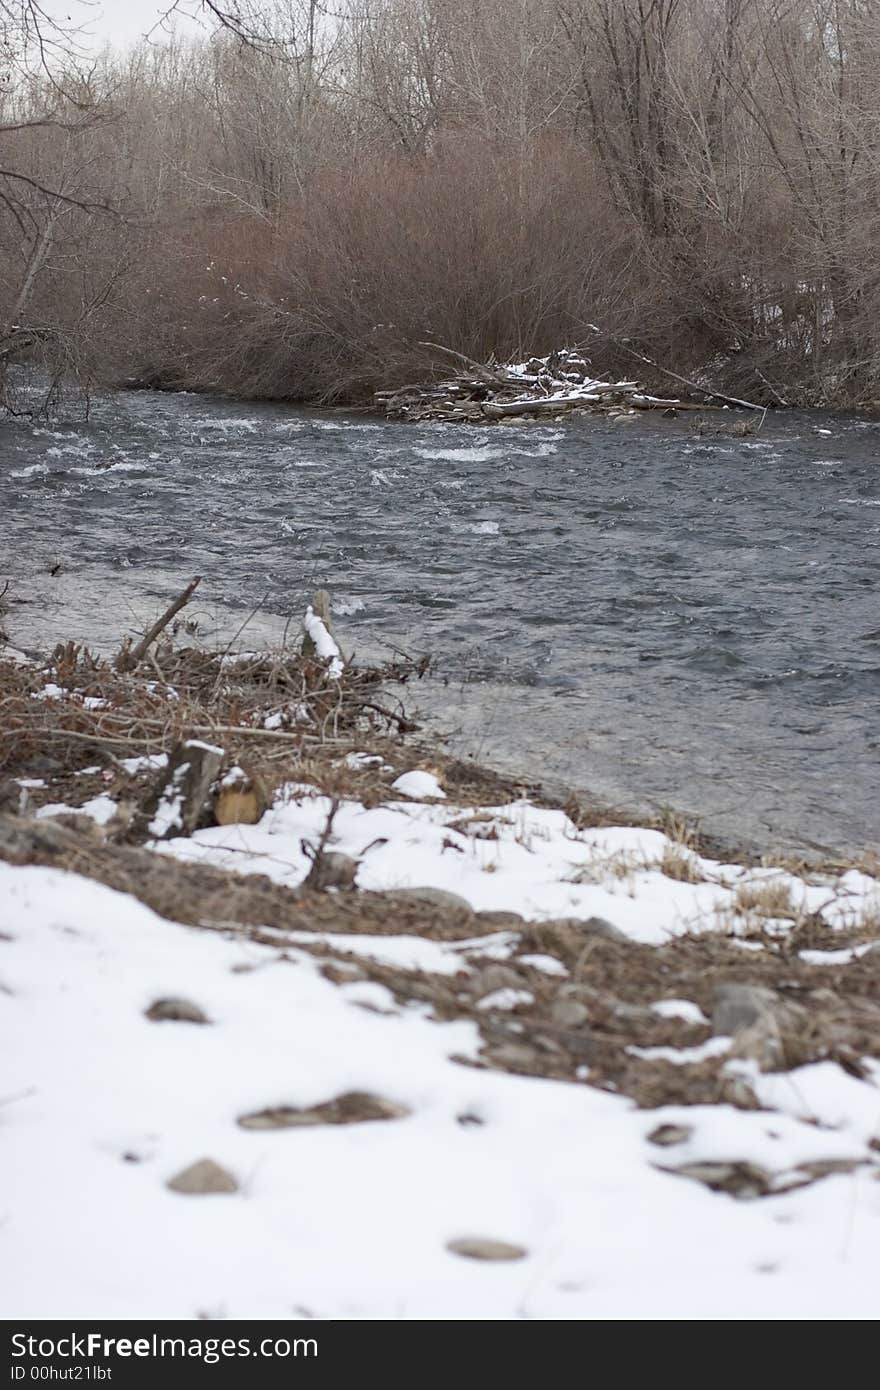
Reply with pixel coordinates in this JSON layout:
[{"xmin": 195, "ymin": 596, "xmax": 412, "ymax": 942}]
[{"xmin": 2, "ymin": 775, "xmax": 880, "ymax": 1320}]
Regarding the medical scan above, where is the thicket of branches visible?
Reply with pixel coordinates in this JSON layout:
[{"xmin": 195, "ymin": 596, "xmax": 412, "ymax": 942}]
[{"xmin": 2, "ymin": 0, "xmax": 880, "ymax": 408}]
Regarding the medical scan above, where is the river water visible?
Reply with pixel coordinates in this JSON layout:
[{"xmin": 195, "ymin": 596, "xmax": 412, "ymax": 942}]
[{"xmin": 2, "ymin": 386, "xmax": 878, "ymax": 857}]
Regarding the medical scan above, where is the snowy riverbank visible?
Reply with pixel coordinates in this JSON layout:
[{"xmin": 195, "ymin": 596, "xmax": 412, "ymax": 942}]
[{"xmin": 3, "ymin": 756, "xmax": 880, "ymax": 1319}]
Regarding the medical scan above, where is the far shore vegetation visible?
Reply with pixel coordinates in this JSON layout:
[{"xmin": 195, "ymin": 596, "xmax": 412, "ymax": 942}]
[{"xmin": 1, "ymin": 1, "xmax": 880, "ymax": 417}]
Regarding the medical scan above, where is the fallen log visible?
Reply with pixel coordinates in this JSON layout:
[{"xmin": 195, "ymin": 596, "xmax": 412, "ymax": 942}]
[
  {"xmin": 608, "ymin": 340, "xmax": 765, "ymax": 412},
  {"xmin": 482, "ymin": 396, "xmax": 602, "ymax": 418},
  {"xmin": 302, "ymin": 590, "xmax": 344, "ymax": 678}
]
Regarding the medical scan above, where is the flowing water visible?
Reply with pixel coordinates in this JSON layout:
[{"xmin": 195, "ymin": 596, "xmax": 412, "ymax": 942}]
[{"xmin": 2, "ymin": 385, "xmax": 879, "ymax": 857}]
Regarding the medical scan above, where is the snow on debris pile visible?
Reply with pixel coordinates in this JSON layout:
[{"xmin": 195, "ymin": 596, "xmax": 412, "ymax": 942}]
[
  {"xmin": 376, "ymin": 346, "xmax": 649, "ymax": 422},
  {"xmin": 2, "ymin": 857, "xmax": 880, "ymax": 1319}
]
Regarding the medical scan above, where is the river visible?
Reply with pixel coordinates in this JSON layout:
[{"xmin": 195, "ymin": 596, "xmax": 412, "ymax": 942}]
[{"xmin": 2, "ymin": 384, "xmax": 879, "ymax": 858}]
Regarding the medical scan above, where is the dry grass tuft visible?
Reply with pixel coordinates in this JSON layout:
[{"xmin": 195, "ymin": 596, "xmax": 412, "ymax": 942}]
[
  {"xmin": 733, "ymin": 879, "xmax": 798, "ymax": 921},
  {"xmin": 659, "ymin": 844, "xmax": 706, "ymax": 884}
]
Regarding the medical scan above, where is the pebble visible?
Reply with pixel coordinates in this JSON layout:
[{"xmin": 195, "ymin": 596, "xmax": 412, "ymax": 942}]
[
  {"xmin": 447, "ymin": 1237, "xmax": 527, "ymax": 1262},
  {"xmin": 647, "ymin": 1123, "xmax": 693, "ymax": 1148},
  {"xmin": 167, "ymin": 1159, "xmax": 238, "ymax": 1195},
  {"xmin": 238, "ymin": 1092, "xmax": 409, "ymax": 1129},
  {"xmin": 145, "ymin": 997, "xmax": 210, "ymax": 1024}
]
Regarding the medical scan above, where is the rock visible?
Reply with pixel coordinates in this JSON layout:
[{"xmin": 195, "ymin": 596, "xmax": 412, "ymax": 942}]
[
  {"xmin": 321, "ymin": 961, "xmax": 366, "ymax": 985},
  {"xmin": 238, "ymin": 1091, "xmax": 409, "ymax": 1129},
  {"xmin": 728, "ymin": 1003, "xmax": 808, "ymax": 1072},
  {"xmin": 304, "ymin": 850, "xmax": 358, "ymax": 892},
  {"xmin": 476, "ymin": 988, "xmax": 534, "ymax": 1012},
  {"xmin": 661, "ymin": 1160, "xmax": 773, "ymax": 1199},
  {"xmin": 0, "ymin": 780, "xmax": 28, "ymax": 815},
  {"xmin": 712, "ymin": 982, "xmax": 809, "ymax": 1071},
  {"xmin": 550, "ymin": 998, "xmax": 590, "ymax": 1028},
  {"xmin": 554, "ymin": 982, "xmax": 654, "ymax": 1026},
  {"xmin": 583, "ymin": 915, "xmax": 630, "ymax": 943},
  {"xmin": 446, "ymin": 1237, "xmax": 527, "ymax": 1262},
  {"xmin": 381, "ymin": 886, "xmax": 473, "ymax": 916},
  {"xmin": 49, "ymin": 812, "xmax": 105, "ymax": 839},
  {"xmin": 167, "ymin": 1159, "xmax": 238, "ymax": 1195},
  {"xmin": 476, "ymin": 910, "xmax": 525, "ymax": 927},
  {"xmin": 647, "ymin": 1123, "xmax": 693, "ymax": 1148},
  {"xmin": 485, "ymin": 1041, "xmax": 541, "ymax": 1071},
  {"xmin": 551, "ymin": 915, "xmax": 629, "ymax": 944},
  {"xmin": 145, "ymin": 996, "xmax": 210, "ymax": 1024},
  {"xmin": 719, "ymin": 1072, "xmax": 761, "ymax": 1109},
  {"xmin": 474, "ymin": 964, "xmax": 522, "ymax": 995},
  {"xmin": 712, "ymin": 983, "xmax": 779, "ymax": 1036}
]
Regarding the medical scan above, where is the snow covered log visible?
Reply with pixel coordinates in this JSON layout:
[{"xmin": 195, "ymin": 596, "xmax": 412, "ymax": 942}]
[{"xmin": 302, "ymin": 591, "xmax": 344, "ymax": 679}]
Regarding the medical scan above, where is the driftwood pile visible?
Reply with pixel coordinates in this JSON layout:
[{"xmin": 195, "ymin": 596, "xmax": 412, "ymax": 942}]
[
  {"xmin": 375, "ymin": 341, "xmax": 768, "ymax": 423},
  {"xmin": 374, "ymin": 344, "xmax": 684, "ymax": 424}
]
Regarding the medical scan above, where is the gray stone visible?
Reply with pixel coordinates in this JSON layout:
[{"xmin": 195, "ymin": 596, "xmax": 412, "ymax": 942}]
[
  {"xmin": 381, "ymin": 887, "xmax": 473, "ymax": 916},
  {"xmin": 550, "ymin": 998, "xmax": 590, "ymax": 1028},
  {"xmin": 145, "ymin": 996, "xmax": 210, "ymax": 1024},
  {"xmin": 662, "ymin": 1160, "xmax": 772, "ymax": 1199},
  {"xmin": 552, "ymin": 915, "xmax": 629, "ymax": 944},
  {"xmin": 0, "ymin": 781, "xmax": 28, "ymax": 815},
  {"xmin": 712, "ymin": 983, "xmax": 779, "ymax": 1036},
  {"xmin": 555, "ymin": 982, "xmax": 653, "ymax": 1026},
  {"xmin": 583, "ymin": 915, "xmax": 630, "ymax": 943},
  {"xmin": 647, "ymin": 1123, "xmax": 693, "ymax": 1148},
  {"xmin": 476, "ymin": 910, "xmax": 524, "ymax": 927},
  {"xmin": 167, "ymin": 1159, "xmax": 238, "ymax": 1195},
  {"xmin": 475, "ymin": 964, "xmax": 522, "ymax": 995},
  {"xmin": 728, "ymin": 1001, "xmax": 809, "ymax": 1072},
  {"xmin": 486, "ymin": 1041, "xmax": 540, "ymax": 1070},
  {"xmin": 304, "ymin": 851, "xmax": 358, "ymax": 892},
  {"xmin": 238, "ymin": 1092, "xmax": 409, "ymax": 1129},
  {"xmin": 447, "ymin": 1237, "xmax": 527, "ymax": 1262}
]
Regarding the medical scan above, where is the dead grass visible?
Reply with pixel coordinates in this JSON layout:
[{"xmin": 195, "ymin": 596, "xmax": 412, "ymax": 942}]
[
  {"xmin": 0, "ymin": 641, "xmax": 425, "ymax": 780},
  {"xmin": 733, "ymin": 879, "xmax": 799, "ymax": 920},
  {"xmin": 653, "ymin": 808, "xmax": 701, "ymax": 852},
  {"xmin": 659, "ymin": 844, "xmax": 706, "ymax": 884}
]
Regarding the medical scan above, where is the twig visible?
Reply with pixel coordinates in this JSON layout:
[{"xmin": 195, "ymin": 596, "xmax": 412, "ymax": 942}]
[
  {"xmin": 211, "ymin": 591, "xmax": 268, "ymax": 699},
  {"xmin": 115, "ymin": 576, "xmax": 201, "ymax": 672},
  {"xmin": 357, "ymin": 700, "xmax": 419, "ymax": 733}
]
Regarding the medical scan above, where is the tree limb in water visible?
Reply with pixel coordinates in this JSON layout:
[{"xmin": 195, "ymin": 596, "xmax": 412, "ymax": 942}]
[
  {"xmin": 602, "ymin": 338, "xmax": 765, "ymax": 412},
  {"xmin": 116, "ymin": 576, "xmax": 202, "ymax": 672}
]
